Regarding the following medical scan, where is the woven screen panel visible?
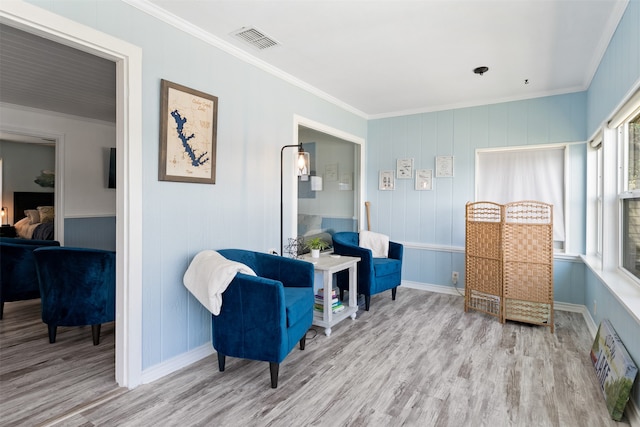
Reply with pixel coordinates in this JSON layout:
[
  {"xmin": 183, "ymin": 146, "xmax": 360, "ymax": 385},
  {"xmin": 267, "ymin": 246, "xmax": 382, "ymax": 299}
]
[{"xmin": 465, "ymin": 202, "xmax": 503, "ymax": 319}]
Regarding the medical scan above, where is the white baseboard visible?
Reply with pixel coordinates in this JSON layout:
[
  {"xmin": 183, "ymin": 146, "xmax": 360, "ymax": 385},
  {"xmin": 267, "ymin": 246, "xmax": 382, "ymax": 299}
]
[
  {"xmin": 401, "ymin": 280, "xmax": 466, "ymax": 297},
  {"xmin": 140, "ymin": 344, "xmax": 214, "ymax": 385}
]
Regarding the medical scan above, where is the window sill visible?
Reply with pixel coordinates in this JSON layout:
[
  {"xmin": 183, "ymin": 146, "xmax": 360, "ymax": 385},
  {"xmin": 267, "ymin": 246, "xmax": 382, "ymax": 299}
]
[{"xmin": 581, "ymin": 254, "xmax": 640, "ymax": 325}]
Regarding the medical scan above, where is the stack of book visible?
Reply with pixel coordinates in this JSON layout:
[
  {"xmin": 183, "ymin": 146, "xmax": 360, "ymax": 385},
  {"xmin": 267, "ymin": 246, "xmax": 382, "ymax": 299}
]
[{"xmin": 314, "ymin": 288, "xmax": 344, "ymax": 313}]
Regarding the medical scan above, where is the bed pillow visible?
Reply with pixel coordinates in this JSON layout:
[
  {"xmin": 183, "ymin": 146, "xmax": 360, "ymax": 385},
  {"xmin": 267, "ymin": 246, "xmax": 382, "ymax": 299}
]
[
  {"xmin": 24, "ymin": 209, "xmax": 40, "ymax": 224},
  {"xmin": 37, "ymin": 206, "xmax": 55, "ymax": 223}
]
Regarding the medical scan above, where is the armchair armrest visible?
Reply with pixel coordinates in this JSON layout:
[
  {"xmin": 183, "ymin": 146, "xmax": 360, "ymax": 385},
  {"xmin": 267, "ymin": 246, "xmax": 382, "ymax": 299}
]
[
  {"xmin": 388, "ymin": 241, "xmax": 403, "ymax": 261},
  {"xmin": 213, "ymin": 273, "xmax": 288, "ymax": 362}
]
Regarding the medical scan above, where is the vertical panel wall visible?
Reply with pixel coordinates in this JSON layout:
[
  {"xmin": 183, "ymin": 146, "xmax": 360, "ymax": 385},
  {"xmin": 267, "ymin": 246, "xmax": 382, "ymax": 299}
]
[
  {"xmin": 367, "ymin": 92, "xmax": 587, "ymax": 299},
  {"xmin": 23, "ymin": 0, "xmax": 367, "ymax": 371},
  {"xmin": 586, "ymin": 0, "xmax": 640, "ymax": 411}
]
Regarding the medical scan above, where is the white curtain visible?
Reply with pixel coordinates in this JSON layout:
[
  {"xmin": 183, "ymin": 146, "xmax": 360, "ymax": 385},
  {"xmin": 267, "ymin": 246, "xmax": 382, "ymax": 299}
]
[{"xmin": 477, "ymin": 147, "xmax": 565, "ymax": 242}]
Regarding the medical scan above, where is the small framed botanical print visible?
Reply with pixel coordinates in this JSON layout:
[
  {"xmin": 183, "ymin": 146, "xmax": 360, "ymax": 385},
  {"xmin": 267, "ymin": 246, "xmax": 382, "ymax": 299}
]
[
  {"xmin": 435, "ymin": 155, "xmax": 454, "ymax": 178},
  {"xmin": 396, "ymin": 158, "xmax": 414, "ymax": 179},
  {"xmin": 379, "ymin": 170, "xmax": 395, "ymax": 190},
  {"xmin": 415, "ymin": 169, "xmax": 433, "ymax": 190}
]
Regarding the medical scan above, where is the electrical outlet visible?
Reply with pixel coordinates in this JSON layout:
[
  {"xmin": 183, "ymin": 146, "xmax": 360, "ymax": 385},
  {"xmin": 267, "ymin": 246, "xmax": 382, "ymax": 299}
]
[
  {"xmin": 268, "ymin": 248, "xmax": 279, "ymax": 255},
  {"xmin": 452, "ymin": 271, "xmax": 459, "ymax": 285}
]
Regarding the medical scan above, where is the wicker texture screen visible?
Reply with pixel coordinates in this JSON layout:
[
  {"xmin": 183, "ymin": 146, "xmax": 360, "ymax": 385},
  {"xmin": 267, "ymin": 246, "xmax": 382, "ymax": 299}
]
[
  {"xmin": 502, "ymin": 201, "xmax": 554, "ymax": 332},
  {"xmin": 465, "ymin": 201, "xmax": 554, "ymax": 332},
  {"xmin": 464, "ymin": 202, "xmax": 503, "ymax": 319}
]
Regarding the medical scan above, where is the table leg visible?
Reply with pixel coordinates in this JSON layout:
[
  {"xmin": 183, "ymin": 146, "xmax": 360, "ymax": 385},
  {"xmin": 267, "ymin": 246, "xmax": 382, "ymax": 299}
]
[
  {"xmin": 323, "ymin": 271, "xmax": 332, "ymax": 324},
  {"xmin": 349, "ymin": 264, "xmax": 357, "ymax": 319}
]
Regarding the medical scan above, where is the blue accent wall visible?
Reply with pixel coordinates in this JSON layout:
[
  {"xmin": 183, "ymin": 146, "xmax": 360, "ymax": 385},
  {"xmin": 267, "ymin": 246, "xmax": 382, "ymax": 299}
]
[
  {"xmin": 23, "ymin": 1, "xmax": 640, "ymax": 407},
  {"xmin": 64, "ymin": 217, "xmax": 116, "ymax": 251},
  {"xmin": 25, "ymin": 0, "xmax": 367, "ymax": 370},
  {"xmin": 367, "ymin": 93, "xmax": 587, "ymax": 302},
  {"xmin": 585, "ymin": 0, "xmax": 640, "ymax": 409},
  {"xmin": 587, "ymin": 0, "xmax": 640, "ymax": 136}
]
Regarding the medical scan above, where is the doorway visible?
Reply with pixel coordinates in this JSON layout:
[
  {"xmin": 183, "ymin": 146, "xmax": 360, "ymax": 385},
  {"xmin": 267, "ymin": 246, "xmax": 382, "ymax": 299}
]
[
  {"xmin": 290, "ymin": 116, "xmax": 365, "ymax": 254},
  {"xmin": 1, "ymin": 1, "xmax": 143, "ymax": 387}
]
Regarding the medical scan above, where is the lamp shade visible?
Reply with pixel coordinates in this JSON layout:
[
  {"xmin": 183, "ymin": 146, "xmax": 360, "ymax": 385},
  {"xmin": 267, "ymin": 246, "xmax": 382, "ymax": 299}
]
[{"xmin": 297, "ymin": 150, "xmax": 309, "ymax": 177}]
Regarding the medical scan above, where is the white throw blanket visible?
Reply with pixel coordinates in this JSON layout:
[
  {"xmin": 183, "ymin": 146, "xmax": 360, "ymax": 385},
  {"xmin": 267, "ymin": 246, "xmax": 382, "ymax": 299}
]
[
  {"xmin": 183, "ymin": 250, "xmax": 256, "ymax": 315},
  {"xmin": 359, "ymin": 230, "xmax": 389, "ymax": 258}
]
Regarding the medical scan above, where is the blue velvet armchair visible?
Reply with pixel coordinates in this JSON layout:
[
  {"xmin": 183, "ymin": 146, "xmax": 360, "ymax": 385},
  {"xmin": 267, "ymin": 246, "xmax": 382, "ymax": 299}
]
[
  {"xmin": 33, "ymin": 247, "xmax": 116, "ymax": 345},
  {"xmin": 0, "ymin": 238, "xmax": 60, "ymax": 319},
  {"xmin": 213, "ymin": 249, "xmax": 314, "ymax": 388},
  {"xmin": 332, "ymin": 231, "xmax": 403, "ymax": 311}
]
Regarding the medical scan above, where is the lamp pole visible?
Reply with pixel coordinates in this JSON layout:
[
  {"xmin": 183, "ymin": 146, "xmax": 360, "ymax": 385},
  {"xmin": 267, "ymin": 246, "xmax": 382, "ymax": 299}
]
[{"xmin": 280, "ymin": 143, "xmax": 305, "ymax": 256}]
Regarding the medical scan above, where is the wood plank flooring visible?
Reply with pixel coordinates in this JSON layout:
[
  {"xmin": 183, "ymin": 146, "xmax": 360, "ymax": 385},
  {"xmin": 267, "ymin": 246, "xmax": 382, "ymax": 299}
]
[{"xmin": 0, "ymin": 289, "xmax": 632, "ymax": 426}]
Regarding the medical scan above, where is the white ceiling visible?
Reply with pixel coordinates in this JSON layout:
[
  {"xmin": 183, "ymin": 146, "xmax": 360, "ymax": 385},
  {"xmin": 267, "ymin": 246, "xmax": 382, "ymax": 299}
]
[
  {"xmin": 140, "ymin": 0, "xmax": 628, "ymax": 118},
  {"xmin": 0, "ymin": 0, "xmax": 629, "ymax": 127}
]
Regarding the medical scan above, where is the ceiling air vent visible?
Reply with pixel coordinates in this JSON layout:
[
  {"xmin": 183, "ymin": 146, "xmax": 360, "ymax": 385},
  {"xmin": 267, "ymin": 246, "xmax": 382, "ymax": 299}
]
[{"xmin": 232, "ymin": 27, "xmax": 279, "ymax": 50}]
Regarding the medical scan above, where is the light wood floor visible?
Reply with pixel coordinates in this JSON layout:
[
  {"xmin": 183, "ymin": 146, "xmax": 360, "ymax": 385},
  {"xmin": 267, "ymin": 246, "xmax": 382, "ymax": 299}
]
[{"xmin": 0, "ymin": 289, "xmax": 632, "ymax": 426}]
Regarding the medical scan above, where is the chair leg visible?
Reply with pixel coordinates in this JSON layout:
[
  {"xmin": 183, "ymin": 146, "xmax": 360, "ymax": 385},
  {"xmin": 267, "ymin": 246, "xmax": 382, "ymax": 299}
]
[
  {"xmin": 217, "ymin": 353, "xmax": 226, "ymax": 372},
  {"xmin": 92, "ymin": 324, "xmax": 101, "ymax": 345},
  {"xmin": 299, "ymin": 335, "xmax": 306, "ymax": 350},
  {"xmin": 392, "ymin": 287, "xmax": 397, "ymax": 301},
  {"xmin": 364, "ymin": 295, "xmax": 371, "ymax": 311},
  {"xmin": 0, "ymin": 301, "xmax": 4, "ymax": 320},
  {"xmin": 269, "ymin": 362, "xmax": 279, "ymax": 388},
  {"xmin": 48, "ymin": 324, "xmax": 57, "ymax": 343}
]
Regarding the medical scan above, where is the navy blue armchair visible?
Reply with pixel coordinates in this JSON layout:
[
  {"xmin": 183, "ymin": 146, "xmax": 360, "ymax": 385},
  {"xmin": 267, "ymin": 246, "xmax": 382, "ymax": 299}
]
[
  {"xmin": 213, "ymin": 249, "xmax": 314, "ymax": 388},
  {"xmin": 332, "ymin": 231, "xmax": 403, "ymax": 311},
  {"xmin": 0, "ymin": 238, "xmax": 60, "ymax": 319},
  {"xmin": 33, "ymin": 247, "xmax": 116, "ymax": 345}
]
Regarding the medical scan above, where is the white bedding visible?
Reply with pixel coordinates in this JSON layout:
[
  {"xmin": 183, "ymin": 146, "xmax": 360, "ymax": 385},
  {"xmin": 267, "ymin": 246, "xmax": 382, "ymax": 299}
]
[{"xmin": 13, "ymin": 217, "xmax": 38, "ymax": 239}]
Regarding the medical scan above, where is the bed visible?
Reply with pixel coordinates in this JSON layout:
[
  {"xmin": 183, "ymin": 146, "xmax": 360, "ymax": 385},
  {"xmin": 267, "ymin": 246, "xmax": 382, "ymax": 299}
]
[{"xmin": 12, "ymin": 192, "xmax": 55, "ymax": 240}]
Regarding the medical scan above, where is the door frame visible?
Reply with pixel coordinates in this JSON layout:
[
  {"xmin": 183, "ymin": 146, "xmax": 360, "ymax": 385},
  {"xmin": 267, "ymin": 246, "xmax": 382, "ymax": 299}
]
[
  {"xmin": 290, "ymin": 115, "xmax": 365, "ymax": 242},
  {"xmin": 0, "ymin": 1, "xmax": 144, "ymax": 387}
]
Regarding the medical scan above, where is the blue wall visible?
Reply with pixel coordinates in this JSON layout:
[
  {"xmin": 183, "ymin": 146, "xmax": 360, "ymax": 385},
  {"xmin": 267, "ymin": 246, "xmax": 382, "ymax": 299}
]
[
  {"xmin": 367, "ymin": 93, "xmax": 587, "ymax": 303},
  {"xmin": 587, "ymin": 0, "xmax": 640, "ymax": 136},
  {"xmin": 585, "ymin": 0, "xmax": 640, "ymax": 410},
  {"xmin": 25, "ymin": 0, "xmax": 367, "ymax": 370},
  {"xmin": 20, "ymin": 0, "xmax": 640, "ymax": 410},
  {"xmin": 65, "ymin": 217, "xmax": 116, "ymax": 251}
]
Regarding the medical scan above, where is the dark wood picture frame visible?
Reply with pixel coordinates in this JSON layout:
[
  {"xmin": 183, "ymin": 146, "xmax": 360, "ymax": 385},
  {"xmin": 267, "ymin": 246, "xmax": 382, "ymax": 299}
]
[{"xmin": 159, "ymin": 79, "xmax": 218, "ymax": 184}]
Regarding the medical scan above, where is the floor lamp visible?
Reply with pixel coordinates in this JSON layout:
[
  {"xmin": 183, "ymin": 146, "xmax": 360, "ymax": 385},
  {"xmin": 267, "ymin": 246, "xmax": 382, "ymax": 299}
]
[{"xmin": 280, "ymin": 143, "xmax": 309, "ymax": 256}]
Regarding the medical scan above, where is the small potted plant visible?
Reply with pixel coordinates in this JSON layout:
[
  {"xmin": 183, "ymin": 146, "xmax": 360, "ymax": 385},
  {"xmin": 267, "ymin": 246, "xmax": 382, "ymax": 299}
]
[{"xmin": 305, "ymin": 237, "xmax": 329, "ymax": 258}]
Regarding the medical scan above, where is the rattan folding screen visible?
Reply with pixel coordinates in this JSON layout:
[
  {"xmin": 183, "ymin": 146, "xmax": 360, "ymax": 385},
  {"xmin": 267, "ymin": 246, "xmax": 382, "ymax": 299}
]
[
  {"xmin": 465, "ymin": 201, "xmax": 554, "ymax": 332},
  {"xmin": 464, "ymin": 202, "xmax": 503, "ymax": 320}
]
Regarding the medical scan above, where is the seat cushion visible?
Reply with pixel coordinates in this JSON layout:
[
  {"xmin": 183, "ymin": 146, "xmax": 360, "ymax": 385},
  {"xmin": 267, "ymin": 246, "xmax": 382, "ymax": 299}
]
[
  {"xmin": 373, "ymin": 257, "xmax": 402, "ymax": 277},
  {"xmin": 283, "ymin": 287, "xmax": 312, "ymax": 327}
]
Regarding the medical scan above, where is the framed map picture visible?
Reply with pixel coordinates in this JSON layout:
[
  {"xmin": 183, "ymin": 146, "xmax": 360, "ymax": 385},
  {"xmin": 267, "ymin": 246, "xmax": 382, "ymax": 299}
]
[{"xmin": 159, "ymin": 79, "xmax": 218, "ymax": 184}]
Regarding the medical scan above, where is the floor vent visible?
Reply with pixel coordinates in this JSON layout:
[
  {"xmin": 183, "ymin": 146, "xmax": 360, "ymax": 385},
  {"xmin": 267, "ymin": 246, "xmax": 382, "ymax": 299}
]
[{"xmin": 232, "ymin": 27, "xmax": 279, "ymax": 50}]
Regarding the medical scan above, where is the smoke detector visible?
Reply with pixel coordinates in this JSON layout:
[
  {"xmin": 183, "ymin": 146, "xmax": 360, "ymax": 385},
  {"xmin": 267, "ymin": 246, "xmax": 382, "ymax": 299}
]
[{"xmin": 232, "ymin": 27, "xmax": 279, "ymax": 50}]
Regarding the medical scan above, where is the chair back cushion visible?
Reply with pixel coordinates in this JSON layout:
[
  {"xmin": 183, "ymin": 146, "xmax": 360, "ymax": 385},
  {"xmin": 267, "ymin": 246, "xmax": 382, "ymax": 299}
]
[
  {"xmin": 34, "ymin": 247, "xmax": 116, "ymax": 327},
  {"xmin": 1, "ymin": 240, "xmax": 61, "ymax": 303},
  {"xmin": 332, "ymin": 231, "xmax": 359, "ymax": 247}
]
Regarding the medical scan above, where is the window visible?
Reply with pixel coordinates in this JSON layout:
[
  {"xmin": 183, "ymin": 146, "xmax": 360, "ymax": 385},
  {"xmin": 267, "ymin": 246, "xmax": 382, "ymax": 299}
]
[
  {"xmin": 621, "ymin": 111, "xmax": 640, "ymax": 280},
  {"xmin": 476, "ymin": 145, "xmax": 566, "ymax": 249}
]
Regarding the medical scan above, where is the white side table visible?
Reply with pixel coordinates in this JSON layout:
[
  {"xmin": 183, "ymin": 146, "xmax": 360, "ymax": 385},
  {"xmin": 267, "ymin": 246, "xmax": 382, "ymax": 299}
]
[{"xmin": 301, "ymin": 253, "xmax": 360, "ymax": 336}]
